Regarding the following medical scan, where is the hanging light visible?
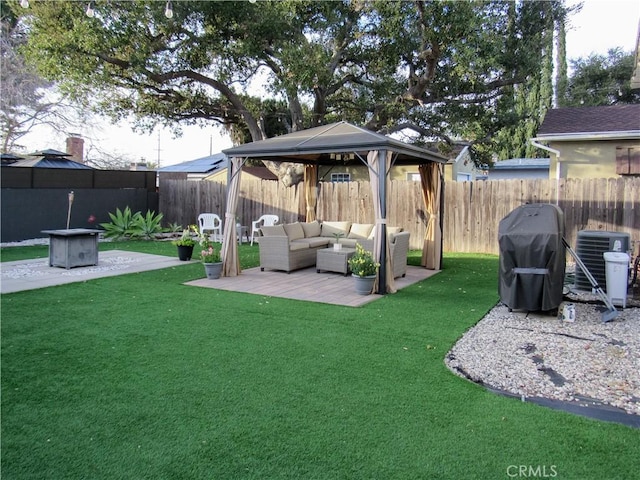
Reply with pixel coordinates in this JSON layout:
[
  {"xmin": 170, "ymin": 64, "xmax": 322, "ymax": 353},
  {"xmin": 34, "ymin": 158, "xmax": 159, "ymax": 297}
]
[
  {"xmin": 20, "ymin": 0, "xmax": 29, "ymax": 8},
  {"xmin": 249, "ymin": 0, "xmax": 257, "ymax": 3},
  {"xmin": 85, "ymin": 1, "xmax": 95, "ymax": 17},
  {"xmin": 164, "ymin": 0, "xmax": 174, "ymax": 19}
]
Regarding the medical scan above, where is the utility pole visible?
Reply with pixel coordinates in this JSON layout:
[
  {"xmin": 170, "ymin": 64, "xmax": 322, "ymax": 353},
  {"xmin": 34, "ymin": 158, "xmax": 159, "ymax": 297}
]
[{"xmin": 156, "ymin": 130, "xmax": 162, "ymax": 169}]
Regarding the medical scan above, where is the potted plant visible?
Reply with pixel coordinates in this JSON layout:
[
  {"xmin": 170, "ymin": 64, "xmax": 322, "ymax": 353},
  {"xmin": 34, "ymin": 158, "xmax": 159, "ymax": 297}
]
[
  {"xmin": 332, "ymin": 232, "xmax": 344, "ymax": 250},
  {"xmin": 199, "ymin": 232, "xmax": 222, "ymax": 279},
  {"xmin": 172, "ymin": 225, "xmax": 197, "ymax": 261},
  {"xmin": 348, "ymin": 243, "xmax": 380, "ymax": 295}
]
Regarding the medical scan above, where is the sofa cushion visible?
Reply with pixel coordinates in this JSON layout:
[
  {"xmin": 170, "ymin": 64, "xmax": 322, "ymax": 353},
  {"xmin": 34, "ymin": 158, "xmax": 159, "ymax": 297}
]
[
  {"xmin": 261, "ymin": 224, "xmax": 287, "ymax": 236},
  {"xmin": 348, "ymin": 223, "xmax": 374, "ymax": 239},
  {"xmin": 283, "ymin": 222, "xmax": 305, "ymax": 240},
  {"xmin": 301, "ymin": 221, "xmax": 322, "ymax": 238},
  {"xmin": 304, "ymin": 237, "xmax": 330, "ymax": 248},
  {"xmin": 338, "ymin": 238, "xmax": 359, "ymax": 248},
  {"xmin": 321, "ymin": 221, "xmax": 351, "ymax": 238},
  {"xmin": 289, "ymin": 240, "xmax": 310, "ymax": 251}
]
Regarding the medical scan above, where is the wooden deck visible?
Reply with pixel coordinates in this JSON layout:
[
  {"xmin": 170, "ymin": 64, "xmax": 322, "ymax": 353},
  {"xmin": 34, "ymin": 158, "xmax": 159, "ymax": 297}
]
[{"xmin": 185, "ymin": 265, "xmax": 439, "ymax": 307}]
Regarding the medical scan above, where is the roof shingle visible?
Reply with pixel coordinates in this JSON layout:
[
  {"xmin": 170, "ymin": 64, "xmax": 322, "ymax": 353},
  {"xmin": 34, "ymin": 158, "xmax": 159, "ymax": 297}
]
[{"xmin": 537, "ymin": 104, "xmax": 640, "ymax": 136}]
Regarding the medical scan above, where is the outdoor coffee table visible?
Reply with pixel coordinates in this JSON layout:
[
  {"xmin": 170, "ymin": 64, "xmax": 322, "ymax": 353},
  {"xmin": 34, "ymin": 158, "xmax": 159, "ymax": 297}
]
[
  {"xmin": 316, "ymin": 246, "xmax": 356, "ymax": 276},
  {"xmin": 41, "ymin": 228, "xmax": 101, "ymax": 269}
]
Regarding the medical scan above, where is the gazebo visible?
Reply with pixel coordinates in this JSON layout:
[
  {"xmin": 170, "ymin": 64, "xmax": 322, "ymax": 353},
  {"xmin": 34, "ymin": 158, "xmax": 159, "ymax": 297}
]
[
  {"xmin": 221, "ymin": 121, "xmax": 448, "ymax": 294},
  {"xmin": 9, "ymin": 149, "xmax": 93, "ymax": 169}
]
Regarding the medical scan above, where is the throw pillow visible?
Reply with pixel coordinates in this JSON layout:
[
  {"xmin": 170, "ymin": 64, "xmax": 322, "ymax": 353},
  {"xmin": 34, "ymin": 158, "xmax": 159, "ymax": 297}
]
[
  {"xmin": 301, "ymin": 221, "xmax": 322, "ymax": 238},
  {"xmin": 320, "ymin": 221, "xmax": 351, "ymax": 238},
  {"xmin": 261, "ymin": 224, "xmax": 287, "ymax": 236},
  {"xmin": 283, "ymin": 222, "xmax": 305, "ymax": 240},
  {"xmin": 348, "ymin": 223, "xmax": 374, "ymax": 239}
]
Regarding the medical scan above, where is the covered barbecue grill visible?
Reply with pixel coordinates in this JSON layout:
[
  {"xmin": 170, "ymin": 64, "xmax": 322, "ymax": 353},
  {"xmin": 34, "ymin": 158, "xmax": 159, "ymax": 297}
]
[{"xmin": 498, "ymin": 203, "xmax": 565, "ymax": 312}]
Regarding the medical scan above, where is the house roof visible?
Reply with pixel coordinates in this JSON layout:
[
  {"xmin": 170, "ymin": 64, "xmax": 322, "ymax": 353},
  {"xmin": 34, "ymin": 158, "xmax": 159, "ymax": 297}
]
[
  {"xmin": 158, "ymin": 153, "xmax": 227, "ymax": 173},
  {"xmin": 536, "ymin": 105, "xmax": 640, "ymax": 140},
  {"xmin": 492, "ymin": 158, "xmax": 550, "ymax": 170},
  {"xmin": 223, "ymin": 121, "xmax": 448, "ymax": 165}
]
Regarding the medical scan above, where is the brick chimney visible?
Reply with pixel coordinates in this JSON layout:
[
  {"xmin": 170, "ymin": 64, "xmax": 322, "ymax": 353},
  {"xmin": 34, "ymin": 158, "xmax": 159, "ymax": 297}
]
[{"xmin": 66, "ymin": 134, "xmax": 84, "ymax": 163}]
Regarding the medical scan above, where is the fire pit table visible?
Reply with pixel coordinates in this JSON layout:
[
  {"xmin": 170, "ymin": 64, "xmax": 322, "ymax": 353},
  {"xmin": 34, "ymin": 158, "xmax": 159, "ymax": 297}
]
[{"xmin": 41, "ymin": 228, "xmax": 101, "ymax": 269}]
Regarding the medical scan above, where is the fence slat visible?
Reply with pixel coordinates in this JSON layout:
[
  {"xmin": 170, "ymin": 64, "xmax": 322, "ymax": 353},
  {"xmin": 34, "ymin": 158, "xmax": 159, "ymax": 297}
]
[{"xmin": 159, "ymin": 177, "xmax": 640, "ymax": 254}]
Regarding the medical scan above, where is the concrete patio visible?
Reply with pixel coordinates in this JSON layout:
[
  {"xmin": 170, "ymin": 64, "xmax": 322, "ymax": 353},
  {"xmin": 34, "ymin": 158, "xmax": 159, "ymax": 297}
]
[{"xmin": 0, "ymin": 250, "xmax": 185, "ymax": 294}]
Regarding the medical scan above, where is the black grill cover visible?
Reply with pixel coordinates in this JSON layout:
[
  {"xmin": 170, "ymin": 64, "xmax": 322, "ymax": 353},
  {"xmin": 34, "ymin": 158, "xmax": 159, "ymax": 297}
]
[{"xmin": 498, "ymin": 204, "xmax": 565, "ymax": 312}]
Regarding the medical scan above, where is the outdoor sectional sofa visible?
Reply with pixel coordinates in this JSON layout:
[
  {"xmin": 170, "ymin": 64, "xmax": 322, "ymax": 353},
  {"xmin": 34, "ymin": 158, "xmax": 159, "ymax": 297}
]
[{"xmin": 257, "ymin": 220, "xmax": 410, "ymax": 277}]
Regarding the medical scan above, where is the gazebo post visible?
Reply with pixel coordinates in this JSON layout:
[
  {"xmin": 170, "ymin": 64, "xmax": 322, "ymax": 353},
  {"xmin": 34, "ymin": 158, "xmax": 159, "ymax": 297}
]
[{"xmin": 377, "ymin": 149, "xmax": 387, "ymax": 294}]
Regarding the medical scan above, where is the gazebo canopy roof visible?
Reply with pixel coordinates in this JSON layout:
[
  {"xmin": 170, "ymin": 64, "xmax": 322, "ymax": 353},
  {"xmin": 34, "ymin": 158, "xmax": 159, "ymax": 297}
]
[
  {"xmin": 30, "ymin": 149, "xmax": 71, "ymax": 157},
  {"xmin": 223, "ymin": 121, "xmax": 447, "ymax": 165}
]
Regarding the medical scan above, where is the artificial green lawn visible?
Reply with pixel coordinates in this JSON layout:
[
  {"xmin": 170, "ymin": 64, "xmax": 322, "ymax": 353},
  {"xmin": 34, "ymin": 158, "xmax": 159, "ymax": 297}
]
[{"xmin": 2, "ymin": 242, "xmax": 638, "ymax": 479}]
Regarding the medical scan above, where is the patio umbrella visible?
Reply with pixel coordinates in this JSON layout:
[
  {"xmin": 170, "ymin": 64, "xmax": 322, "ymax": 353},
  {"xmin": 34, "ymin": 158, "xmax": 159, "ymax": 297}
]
[
  {"xmin": 419, "ymin": 163, "xmax": 443, "ymax": 270},
  {"xmin": 221, "ymin": 157, "xmax": 243, "ymax": 276},
  {"xmin": 367, "ymin": 150, "xmax": 396, "ymax": 294}
]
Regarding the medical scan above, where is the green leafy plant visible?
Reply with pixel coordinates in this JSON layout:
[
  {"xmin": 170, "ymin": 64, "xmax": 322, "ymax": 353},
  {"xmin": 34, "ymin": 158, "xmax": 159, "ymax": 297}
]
[
  {"xmin": 167, "ymin": 222, "xmax": 183, "ymax": 233},
  {"xmin": 99, "ymin": 206, "xmax": 136, "ymax": 239},
  {"xmin": 199, "ymin": 232, "xmax": 221, "ymax": 263},
  {"xmin": 348, "ymin": 243, "xmax": 379, "ymax": 277},
  {"xmin": 172, "ymin": 225, "xmax": 197, "ymax": 247},
  {"xmin": 130, "ymin": 210, "xmax": 165, "ymax": 240}
]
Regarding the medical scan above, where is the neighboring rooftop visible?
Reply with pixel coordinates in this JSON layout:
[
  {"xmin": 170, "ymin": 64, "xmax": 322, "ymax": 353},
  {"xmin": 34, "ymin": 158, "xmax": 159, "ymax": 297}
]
[
  {"xmin": 158, "ymin": 153, "xmax": 227, "ymax": 174},
  {"xmin": 537, "ymin": 105, "xmax": 640, "ymax": 137},
  {"xmin": 492, "ymin": 158, "xmax": 550, "ymax": 170},
  {"xmin": 158, "ymin": 153, "xmax": 278, "ymax": 181}
]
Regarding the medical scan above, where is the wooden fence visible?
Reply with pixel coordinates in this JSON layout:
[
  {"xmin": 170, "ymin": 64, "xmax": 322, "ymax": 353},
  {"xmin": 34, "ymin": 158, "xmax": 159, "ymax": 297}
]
[{"xmin": 159, "ymin": 177, "xmax": 640, "ymax": 255}]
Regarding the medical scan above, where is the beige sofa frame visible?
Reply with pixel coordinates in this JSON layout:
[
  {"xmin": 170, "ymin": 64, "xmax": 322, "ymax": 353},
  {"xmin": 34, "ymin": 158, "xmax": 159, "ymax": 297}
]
[{"xmin": 257, "ymin": 222, "xmax": 410, "ymax": 277}]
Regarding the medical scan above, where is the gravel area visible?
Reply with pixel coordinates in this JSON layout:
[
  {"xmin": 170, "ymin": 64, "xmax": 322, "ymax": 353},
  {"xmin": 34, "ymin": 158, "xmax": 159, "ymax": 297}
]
[{"xmin": 446, "ymin": 291, "xmax": 640, "ymax": 417}]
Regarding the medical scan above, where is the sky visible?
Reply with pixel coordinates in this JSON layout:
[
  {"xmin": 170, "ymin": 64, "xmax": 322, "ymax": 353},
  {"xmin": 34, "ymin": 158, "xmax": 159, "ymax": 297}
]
[{"xmin": 19, "ymin": 0, "xmax": 640, "ymax": 167}]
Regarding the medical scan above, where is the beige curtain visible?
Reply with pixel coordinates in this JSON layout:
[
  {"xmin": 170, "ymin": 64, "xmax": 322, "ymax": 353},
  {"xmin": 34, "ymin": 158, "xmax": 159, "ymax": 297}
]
[
  {"xmin": 304, "ymin": 164, "xmax": 318, "ymax": 222},
  {"xmin": 367, "ymin": 150, "xmax": 396, "ymax": 294},
  {"xmin": 419, "ymin": 163, "xmax": 443, "ymax": 270},
  {"xmin": 221, "ymin": 157, "xmax": 243, "ymax": 276}
]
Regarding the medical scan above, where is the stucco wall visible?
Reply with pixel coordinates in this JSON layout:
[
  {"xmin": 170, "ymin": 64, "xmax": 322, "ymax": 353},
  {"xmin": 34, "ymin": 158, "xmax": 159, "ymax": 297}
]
[{"xmin": 549, "ymin": 139, "xmax": 639, "ymax": 179}]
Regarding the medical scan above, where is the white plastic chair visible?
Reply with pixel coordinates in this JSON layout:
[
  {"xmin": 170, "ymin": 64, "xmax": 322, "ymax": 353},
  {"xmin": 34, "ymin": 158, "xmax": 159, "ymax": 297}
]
[
  {"xmin": 251, "ymin": 214, "xmax": 279, "ymax": 245},
  {"xmin": 197, "ymin": 213, "xmax": 222, "ymax": 242}
]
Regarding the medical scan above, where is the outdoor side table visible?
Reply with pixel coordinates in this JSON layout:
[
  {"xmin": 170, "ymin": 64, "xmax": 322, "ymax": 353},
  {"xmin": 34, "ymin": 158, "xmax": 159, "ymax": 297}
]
[
  {"xmin": 316, "ymin": 247, "xmax": 356, "ymax": 276},
  {"xmin": 41, "ymin": 228, "xmax": 101, "ymax": 269},
  {"xmin": 236, "ymin": 225, "xmax": 249, "ymax": 244}
]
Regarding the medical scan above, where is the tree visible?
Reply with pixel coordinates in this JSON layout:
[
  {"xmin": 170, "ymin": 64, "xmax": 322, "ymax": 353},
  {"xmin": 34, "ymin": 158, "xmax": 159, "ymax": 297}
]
[
  {"xmin": 0, "ymin": 7, "xmax": 82, "ymax": 153},
  {"xmin": 561, "ymin": 48, "xmax": 640, "ymax": 107},
  {"xmin": 16, "ymin": 0, "xmax": 569, "ymax": 178}
]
